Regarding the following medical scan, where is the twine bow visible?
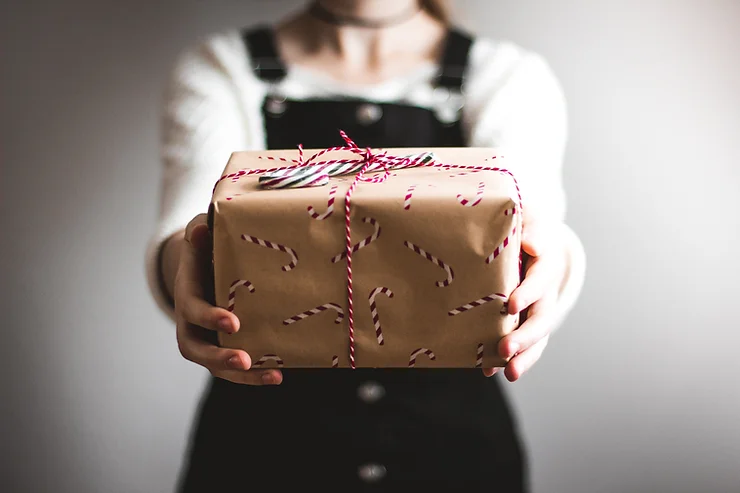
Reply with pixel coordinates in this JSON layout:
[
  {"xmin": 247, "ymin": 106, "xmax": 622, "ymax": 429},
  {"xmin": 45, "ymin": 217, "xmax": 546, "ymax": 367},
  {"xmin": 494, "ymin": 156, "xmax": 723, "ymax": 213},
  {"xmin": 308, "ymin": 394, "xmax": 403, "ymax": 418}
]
[
  {"xmin": 213, "ymin": 130, "xmax": 523, "ymax": 369},
  {"xmin": 258, "ymin": 137, "xmax": 437, "ymax": 189}
]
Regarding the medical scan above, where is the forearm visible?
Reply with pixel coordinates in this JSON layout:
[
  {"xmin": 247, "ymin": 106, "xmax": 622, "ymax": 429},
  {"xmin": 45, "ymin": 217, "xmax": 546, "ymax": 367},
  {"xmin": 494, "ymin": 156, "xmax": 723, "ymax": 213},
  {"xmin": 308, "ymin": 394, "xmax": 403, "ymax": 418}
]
[{"xmin": 160, "ymin": 230, "xmax": 185, "ymax": 304}]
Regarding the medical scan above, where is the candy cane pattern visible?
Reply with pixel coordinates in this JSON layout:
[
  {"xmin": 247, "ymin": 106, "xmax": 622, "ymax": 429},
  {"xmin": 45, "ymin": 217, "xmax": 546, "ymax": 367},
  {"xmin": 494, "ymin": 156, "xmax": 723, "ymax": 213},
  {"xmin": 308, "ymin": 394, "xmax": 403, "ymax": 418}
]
[
  {"xmin": 241, "ymin": 234, "xmax": 298, "ymax": 271},
  {"xmin": 331, "ymin": 217, "xmax": 381, "ymax": 263},
  {"xmin": 408, "ymin": 348, "xmax": 436, "ymax": 367},
  {"xmin": 368, "ymin": 287, "xmax": 393, "ymax": 345},
  {"xmin": 332, "ymin": 355, "xmax": 339, "ymax": 368},
  {"xmin": 403, "ymin": 241, "xmax": 454, "ymax": 287},
  {"xmin": 476, "ymin": 343, "xmax": 484, "ymax": 368},
  {"xmin": 283, "ymin": 302, "xmax": 344, "ymax": 325},
  {"xmin": 448, "ymin": 293, "xmax": 509, "ymax": 316},
  {"xmin": 457, "ymin": 181, "xmax": 485, "ymax": 207},
  {"xmin": 403, "ymin": 184, "xmax": 436, "ymax": 210},
  {"xmin": 227, "ymin": 279, "xmax": 255, "ymax": 312},
  {"xmin": 403, "ymin": 185, "xmax": 417, "ymax": 210},
  {"xmin": 307, "ymin": 184, "xmax": 338, "ymax": 220},
  {"xmin": 485, "ymin": 226, "xmax": 517, "ymax": 264},
  {"xmin": 449, "ymin": 170, "xmax": 483, "ymax": 178},
  {"xmin": 253, "ymin": 354, "xmax": 284, "ymax": 368},
  {"xmin": 504, "ymin": 206, "xmax": 517, "ymax": 216}
]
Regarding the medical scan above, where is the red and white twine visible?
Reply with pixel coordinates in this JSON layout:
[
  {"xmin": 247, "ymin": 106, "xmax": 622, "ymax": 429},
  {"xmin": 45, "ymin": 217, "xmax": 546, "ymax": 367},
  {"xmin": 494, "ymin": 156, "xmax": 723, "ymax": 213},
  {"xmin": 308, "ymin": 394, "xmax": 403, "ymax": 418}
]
[{"xmin": 213, "ymin": 131, "xmax": 523, "ymax": 369}]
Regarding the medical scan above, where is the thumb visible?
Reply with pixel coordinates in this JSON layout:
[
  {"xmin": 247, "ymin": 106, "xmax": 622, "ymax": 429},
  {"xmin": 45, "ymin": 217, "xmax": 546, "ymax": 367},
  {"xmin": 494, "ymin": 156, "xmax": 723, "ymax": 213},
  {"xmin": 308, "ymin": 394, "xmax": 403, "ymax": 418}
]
[
  {"xmin": 185, "ymin": 214, "xmax": 210, "ymax": 251},
  {"xmin": 521, "ymin": 223, "xmax": 546, "ymax": 257},
  {"xmin": 521, "ymin": 221, "xmax": 562, "ymax": 258}
]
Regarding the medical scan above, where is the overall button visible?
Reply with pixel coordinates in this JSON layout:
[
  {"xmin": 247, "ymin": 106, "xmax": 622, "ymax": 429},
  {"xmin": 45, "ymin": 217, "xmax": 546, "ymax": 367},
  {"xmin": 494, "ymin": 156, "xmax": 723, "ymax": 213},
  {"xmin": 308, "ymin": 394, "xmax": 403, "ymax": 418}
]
[
  {"xmin": 357, "ymin": 381, "xmax": 385, "ymax": 403},
  {"xmin": 358, "ymin": 463, "xmax": 386, "ymax": 483},
  {"xmin": 265, "ymin": 96, "xmax": 287, "ymax": 116},
  {"xmin": 432, "ymin": 86, "xmax": 464, "ymax": 125},
  {"xmin": 435, "ymin": 105, "xmax": 461, "ymax": 125},
  {"xmin": 356, "ymin": 103, "xmax": 383, "ymax": 125}
]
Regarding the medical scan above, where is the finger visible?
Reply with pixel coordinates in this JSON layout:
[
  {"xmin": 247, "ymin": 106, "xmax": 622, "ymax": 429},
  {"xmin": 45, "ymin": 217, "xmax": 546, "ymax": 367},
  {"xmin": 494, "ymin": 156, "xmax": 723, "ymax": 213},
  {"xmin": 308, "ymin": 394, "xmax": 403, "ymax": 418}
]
[
  {"xmin": 521, "ymin": 221, "xmax": 547, "ymax": 257},
  {"xmin": 507, "ymin": 253, "xmax": 558, "ymax": 314},
  {"xmin": 176, "ymin": 234, "xmax": 239, "ymax": 333},
  {"xmin": 182, "ymin": 218, "xmax": 212, "ymax": 283},
  {"xmin": 184, "ymin": 214, "xmax": 208, "ymax": 244},
  {"xmin": 177, "ymin": 323, "xmax": 282, "ymax": 385},
  {"xmin": 521, "ymin": 220, "xmax": 559, "ymax": 258},
  {"xmin": 499, "ymin": 294, "xmax": 555, "ymax": 359},
  {"xmin": 176, "ymin": 279, "xmax": 239, "ymax": 333},
  {"xmin": 213, "ymin": 368, "xmax": 283, "ymax": 386},
  {"xmin": 177, "ymin": 321, "xmax": 251, "ymax": 370},
  {"xmin": 185, "ymin": 214, "xmax": 212, "ymax": 263},
  {"xmin": 504, "ymin": 335, "xmax": 549, "ymax": 382},
  {"xmin": 482, "ymin": 367, "xmax": 500, "ymax": 377}
]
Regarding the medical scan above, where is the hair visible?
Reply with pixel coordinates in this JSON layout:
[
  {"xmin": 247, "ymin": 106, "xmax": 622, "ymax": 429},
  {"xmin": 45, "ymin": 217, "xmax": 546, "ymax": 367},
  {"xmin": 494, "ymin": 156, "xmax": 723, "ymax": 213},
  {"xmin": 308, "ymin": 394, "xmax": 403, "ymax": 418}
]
[{"xmin": 420, "ymin": 0, "xmax": 451, "ymax": 24}]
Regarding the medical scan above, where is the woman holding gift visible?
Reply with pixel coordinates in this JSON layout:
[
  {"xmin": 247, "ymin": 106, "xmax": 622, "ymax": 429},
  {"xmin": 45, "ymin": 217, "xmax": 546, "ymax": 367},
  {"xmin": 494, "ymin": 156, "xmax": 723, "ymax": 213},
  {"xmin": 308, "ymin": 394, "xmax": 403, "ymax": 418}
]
[{"xmin": 146, "ymin": 0, "xmax": 585, "ymax": 491}]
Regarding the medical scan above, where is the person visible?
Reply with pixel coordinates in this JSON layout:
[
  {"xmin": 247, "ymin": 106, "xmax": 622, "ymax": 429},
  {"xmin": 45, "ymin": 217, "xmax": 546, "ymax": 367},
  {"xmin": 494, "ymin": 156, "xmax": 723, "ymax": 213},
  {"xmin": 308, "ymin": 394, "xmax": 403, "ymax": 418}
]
[{"xmin": 145, "ymin": 0, "xmax": 586, "ymax": 491}]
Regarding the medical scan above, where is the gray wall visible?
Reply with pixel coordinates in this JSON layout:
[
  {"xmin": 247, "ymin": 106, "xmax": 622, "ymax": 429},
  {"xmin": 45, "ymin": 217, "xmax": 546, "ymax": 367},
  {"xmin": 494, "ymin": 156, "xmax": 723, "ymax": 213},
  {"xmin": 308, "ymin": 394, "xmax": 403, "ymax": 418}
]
[{"xmin": 2, "ymin": 1, "xmax": 739, "ymax": 492}]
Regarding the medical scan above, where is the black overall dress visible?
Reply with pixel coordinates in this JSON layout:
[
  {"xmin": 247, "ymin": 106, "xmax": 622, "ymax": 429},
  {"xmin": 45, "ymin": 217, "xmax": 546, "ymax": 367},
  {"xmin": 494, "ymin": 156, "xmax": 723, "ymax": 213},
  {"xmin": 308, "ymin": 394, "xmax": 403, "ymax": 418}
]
[{"xmin": 179, "ymin": 26, "xmax": 528, "ymax": 493}]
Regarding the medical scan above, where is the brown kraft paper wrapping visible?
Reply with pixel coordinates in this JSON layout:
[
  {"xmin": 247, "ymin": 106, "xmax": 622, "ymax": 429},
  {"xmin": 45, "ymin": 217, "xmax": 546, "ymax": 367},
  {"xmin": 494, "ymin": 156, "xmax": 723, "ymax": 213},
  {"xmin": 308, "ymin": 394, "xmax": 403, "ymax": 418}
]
[{"xmin": 209, "ymin": 147, "xmax": 522, "ymax": 369}]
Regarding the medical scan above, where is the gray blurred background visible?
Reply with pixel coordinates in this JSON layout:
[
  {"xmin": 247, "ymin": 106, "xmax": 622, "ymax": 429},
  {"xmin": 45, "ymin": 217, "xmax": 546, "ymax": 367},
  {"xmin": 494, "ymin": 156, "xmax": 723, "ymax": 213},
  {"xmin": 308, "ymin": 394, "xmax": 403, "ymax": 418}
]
[{"xmin": 2, "ymin": 0, "xmax": 739, "ymax": 492}]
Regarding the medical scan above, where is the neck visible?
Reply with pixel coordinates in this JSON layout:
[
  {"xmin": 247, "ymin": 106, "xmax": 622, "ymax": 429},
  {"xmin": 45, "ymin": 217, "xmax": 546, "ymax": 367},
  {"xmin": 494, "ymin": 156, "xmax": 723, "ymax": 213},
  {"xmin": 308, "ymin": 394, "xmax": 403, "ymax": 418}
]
[{"xmin": 306, "ymin": 0, "xmax": 435, "ymax": 68}]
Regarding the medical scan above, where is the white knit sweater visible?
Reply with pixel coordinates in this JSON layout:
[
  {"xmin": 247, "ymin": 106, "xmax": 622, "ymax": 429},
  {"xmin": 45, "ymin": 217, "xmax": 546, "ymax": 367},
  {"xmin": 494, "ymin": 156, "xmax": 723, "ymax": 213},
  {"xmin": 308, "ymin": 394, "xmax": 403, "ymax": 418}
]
[{"xmin": 145, "ymin": 28, "xmax": 586, "ymax": 325}]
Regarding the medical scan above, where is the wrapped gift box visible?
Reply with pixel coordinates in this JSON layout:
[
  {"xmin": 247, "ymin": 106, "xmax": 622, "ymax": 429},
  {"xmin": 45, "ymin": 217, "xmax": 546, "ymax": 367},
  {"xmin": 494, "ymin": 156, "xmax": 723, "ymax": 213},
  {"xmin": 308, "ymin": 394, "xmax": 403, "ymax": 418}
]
[{"xmin": 208, "ymin": 144, "xmax": 523, "ymax": 369}]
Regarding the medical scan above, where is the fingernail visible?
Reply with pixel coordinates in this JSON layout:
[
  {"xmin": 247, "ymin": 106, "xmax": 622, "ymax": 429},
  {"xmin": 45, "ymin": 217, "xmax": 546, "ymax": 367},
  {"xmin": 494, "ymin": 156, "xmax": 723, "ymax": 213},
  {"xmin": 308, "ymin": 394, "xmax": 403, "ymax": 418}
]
[
  {"xmin": 262, "ymin": 373, "xmax": 275, "ymax": 384},
  {"xmin": 227, "ymin": 355, "xmax": 242, "ymax": 369},
  {"xmin": 218, "ymin": 318, "xmax": 233, "ymax": 332}
]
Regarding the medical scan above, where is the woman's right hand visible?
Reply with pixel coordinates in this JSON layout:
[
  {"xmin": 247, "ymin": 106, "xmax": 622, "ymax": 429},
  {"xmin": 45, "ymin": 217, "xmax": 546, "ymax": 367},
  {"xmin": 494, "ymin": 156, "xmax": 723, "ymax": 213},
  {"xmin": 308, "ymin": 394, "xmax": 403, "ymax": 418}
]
[{"xmin": 173, "ymin": 214, "xmax": 283, "ymax": 385}]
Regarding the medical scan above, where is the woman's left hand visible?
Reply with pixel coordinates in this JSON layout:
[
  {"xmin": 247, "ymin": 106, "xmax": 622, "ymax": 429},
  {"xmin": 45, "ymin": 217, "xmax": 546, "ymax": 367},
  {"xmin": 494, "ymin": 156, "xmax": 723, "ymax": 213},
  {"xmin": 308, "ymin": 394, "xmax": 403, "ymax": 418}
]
[{"xmin": 483, "ymin": 220, "xmax": 567, "ymax": 382}]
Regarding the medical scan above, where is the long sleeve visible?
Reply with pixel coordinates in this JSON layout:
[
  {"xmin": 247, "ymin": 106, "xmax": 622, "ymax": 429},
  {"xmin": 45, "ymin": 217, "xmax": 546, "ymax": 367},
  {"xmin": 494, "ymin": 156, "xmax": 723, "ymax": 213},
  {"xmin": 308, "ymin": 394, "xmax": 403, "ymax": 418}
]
[
  {"xmin": 144, "ymin": 32, "xmax": 262, "ymax": 321},
  {"xmin": 463, "ymin": 39, "xmax": 586, "ymax": 329}
]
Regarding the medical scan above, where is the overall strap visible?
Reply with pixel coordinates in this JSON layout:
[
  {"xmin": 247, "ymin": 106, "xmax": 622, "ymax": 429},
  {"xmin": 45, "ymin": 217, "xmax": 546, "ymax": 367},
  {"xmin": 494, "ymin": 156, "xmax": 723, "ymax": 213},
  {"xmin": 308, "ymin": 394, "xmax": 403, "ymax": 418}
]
[
  {"xmin": 434, "ymin": 28, "xmax": 474, "ymax": 91},
  {"xmin": 242, "ymin": 25, "xmax": 287, "ymax": 82},
  {"xmin": 242, "ymin": 24, "xmax": 472, "ymax": 88}
]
